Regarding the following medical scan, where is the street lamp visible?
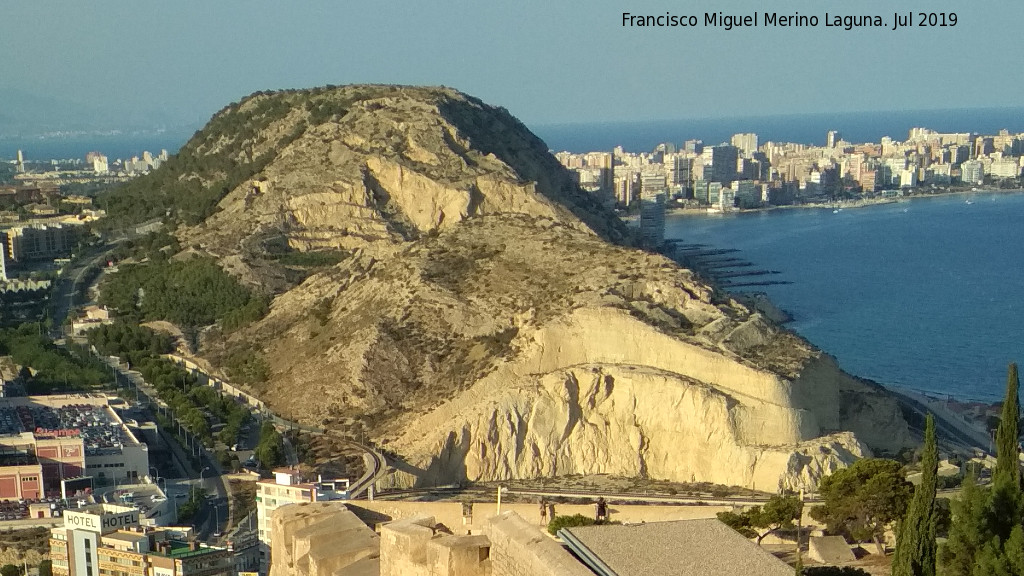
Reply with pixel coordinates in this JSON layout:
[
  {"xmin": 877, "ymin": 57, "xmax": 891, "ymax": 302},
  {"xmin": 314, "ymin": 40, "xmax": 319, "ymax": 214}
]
[
  {"xmin": 150, "ymin": 468, "xmax": 168, "ymax": 495},
  {"xmin": 496, "ymin": 485, "xmax": 509, "ymax": 515},
  {"xmin": 213, "ymin": 501, "xmax": 221, "ymax": 536}
]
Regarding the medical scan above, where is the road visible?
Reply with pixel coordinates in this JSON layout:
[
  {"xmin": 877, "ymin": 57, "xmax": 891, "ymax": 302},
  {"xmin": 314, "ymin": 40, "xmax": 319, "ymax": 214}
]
[
  {"xmin": 164, "ymin": 355, "xmax": 389, "ymax": 497},
  {"xmin": 49, "ymin": 239, "xmax": 126, "ymax": 336},
  {"xmin": 104, "ymin": 360, "xmax": 229, "ymax": 538}
]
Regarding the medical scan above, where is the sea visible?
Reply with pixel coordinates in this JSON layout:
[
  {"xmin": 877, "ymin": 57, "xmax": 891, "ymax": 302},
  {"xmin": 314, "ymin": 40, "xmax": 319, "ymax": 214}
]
[
  {"xmin": 6, "ymin": 108, "xmax": 1024, "ymax": 402},
  {"xmin": 0, "ymin": 131, "xmax": 196, "ymax": 163},
  {"xmin": 666, "ymin": 194, "xmax": 1024, "ymax": 402}
]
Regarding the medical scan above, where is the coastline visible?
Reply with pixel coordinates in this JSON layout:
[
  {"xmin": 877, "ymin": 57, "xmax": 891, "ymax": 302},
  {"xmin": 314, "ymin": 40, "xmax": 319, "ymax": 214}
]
[
  {"xmin": 650, "ymin": 198, "xmax": 1008, "ymax": 449},
  {"xmin": 666, "ymin": 186, "xmax": 1024, "ymax": 217}
]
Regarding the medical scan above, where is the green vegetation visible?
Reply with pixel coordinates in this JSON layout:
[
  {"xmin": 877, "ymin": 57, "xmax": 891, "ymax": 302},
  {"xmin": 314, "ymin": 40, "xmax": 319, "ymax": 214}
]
[
  {"xmin": 810, "ymin": 458, "xmax": 913, "ymax": 555},
  {"xmin": 87, "ymin": 321, "xmax": 175, "ymax": 365},
  {"xmin": 545, "ymin": 514, "xmax": 620, "ymax": 535},
  {"xmin": 177, "ymin": 488, "xmax": 208, "ymax": 524},
  {"xmin": 995, "ymin": 363, "xmax": 1020, "ymax": 487},
  {"xmin": 268, "ymin": 249, "xmax": 348, "ymax": 268},
  {"xmin": 98, "ymin": 257, "xmax": 262, "ymax": 330},
  {"xmin": 0, "ymin": 564, "xmax": 19, "ymax": 576},
  {"xmin": 892, "ymin": 414, "xmax": 938, "ymax": 576},
  {"xmin": 0, "ymin": 324, "xmax": 111, "ymax": 393},
  {"xmin": 87, "ymin": 322, "xmax": 250, "ymax": 447},
  {"xmin": 224, "ymin": 348, "xmax": 269, "ymax": 385},
  {"xmin": 940, "ymin": 363, "xmax": 1024, "ymax": 575},
  {"xmin": 803, "ymin": 568, "xmax": 870, "ymax": 576},
  {"xmin": 98, "ymin": 95, "xmax": 303, "ymax": 227},
  {"xmin": 254, "ymin": 422, "xmax": 285, "ymax": 469},
  {"xmin": 716, "ymin": 494, "xmax": 802, "ymax": 546},
  {"xmin": 108, "ymin": 231, "xmax": 181, "ymax": 263},
  {"xmin": 38, "ymin": 561, "xmax": 52, "ymax": 576}
]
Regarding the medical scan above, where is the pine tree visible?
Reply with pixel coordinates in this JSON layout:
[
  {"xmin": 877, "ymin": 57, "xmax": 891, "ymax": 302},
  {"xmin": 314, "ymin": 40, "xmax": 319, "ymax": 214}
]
[
  {"xmin": 941, "ymin": 364, "xmax": 1024, "ymax": 575},
  {"xmin": 939, "ymin": 472, "xmax": 991, "ymax": 576},
  {"xmin": 892, "ymin": 414, "xmax": 938, "ymax": 576}
]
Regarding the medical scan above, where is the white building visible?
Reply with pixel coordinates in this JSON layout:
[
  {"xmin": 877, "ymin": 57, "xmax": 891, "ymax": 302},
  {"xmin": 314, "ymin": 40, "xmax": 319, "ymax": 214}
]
[
  {"xmin": 990, "ymin": 159, "xmax": 1020, "ymax": 179},
  {"xmin": 899, "ymin": 169, "xmax": 918, "ymax": 188},
  {"xmin": 256, "ymin": 469, "xmax": 348, "ymax": 572},
  {"xmin": 91, "ymin": 155, "xmax": 108, "ymax": 175},
  {"xmin": 731, "ymin": 133, "xmax": 759, "ymax": 156},
  {"xmin": 961, "ymin": 160, "xmax": 985, "ymax": 185}
]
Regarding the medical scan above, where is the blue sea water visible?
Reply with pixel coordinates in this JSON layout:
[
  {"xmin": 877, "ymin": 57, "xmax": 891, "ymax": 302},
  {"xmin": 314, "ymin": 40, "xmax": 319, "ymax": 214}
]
[
  {"xmin": 666, "ymin": 193, "xmax": 1024, "ymax": 402},
  {"xmin": 0, "ymin": 131, "xmax": 195, "ymax": 162}
]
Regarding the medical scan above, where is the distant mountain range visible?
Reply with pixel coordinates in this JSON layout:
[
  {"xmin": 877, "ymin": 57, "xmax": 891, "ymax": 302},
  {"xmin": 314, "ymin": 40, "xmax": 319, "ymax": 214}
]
[{"xmin": 0, "ymin": 88, "xmax": 196, "ymax": 139}]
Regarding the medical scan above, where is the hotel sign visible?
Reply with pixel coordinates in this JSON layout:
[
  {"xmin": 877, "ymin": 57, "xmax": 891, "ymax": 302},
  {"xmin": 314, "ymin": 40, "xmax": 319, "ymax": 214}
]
[{"xmin": 64, "ymin": 509, "xmax": 140, "ymax": 533}]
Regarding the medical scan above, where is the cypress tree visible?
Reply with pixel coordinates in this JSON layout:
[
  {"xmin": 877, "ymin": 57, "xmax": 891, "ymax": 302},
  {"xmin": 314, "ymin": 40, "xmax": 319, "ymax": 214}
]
[
  {"xmin": 994, "ymin": 363, "xmax": 1020, "ymax": 489},
  {"xmin": 893, "ymin": 413, "xmax": 938, "ymax": 576},
  {"xmin": 989, "ymin": 362, "xmax": 1022, "ymax": 545}
]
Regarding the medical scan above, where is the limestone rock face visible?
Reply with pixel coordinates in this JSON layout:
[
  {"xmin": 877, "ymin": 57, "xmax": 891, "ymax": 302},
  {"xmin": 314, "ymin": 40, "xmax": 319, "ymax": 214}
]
[
  {"xmin": 180, "ymin": 85, "xmax": 625, "ymax": 284},
  {"xmin": 157, "ymin": 85, "xmax": 913, "ymax": 491}
]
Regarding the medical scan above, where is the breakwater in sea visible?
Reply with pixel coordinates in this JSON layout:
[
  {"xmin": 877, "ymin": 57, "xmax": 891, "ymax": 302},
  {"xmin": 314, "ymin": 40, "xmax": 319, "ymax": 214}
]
[{"xmin": 664, "ymin": 191, "xmax": 1024, "ymax": 402}]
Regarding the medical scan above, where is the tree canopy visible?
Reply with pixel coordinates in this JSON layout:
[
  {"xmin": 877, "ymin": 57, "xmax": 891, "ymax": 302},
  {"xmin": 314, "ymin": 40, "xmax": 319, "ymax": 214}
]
[
  {"xmin": 0, "ymin": 324, "xmax": 111, "ymax": 393},
  {"xmin": 810, "ymin": 458, "xmax": 913, "ymax": 554},
  {"xmin": 717, "ymin": 494, "xmax": 802, "ymax": 545},
  {"xmin": 941, "ymin": 363, "xmax": 1024, "ymax": 575},
  {"xmin": 98, "ymin": 257, "xmax": 262, "ymax": 330},
  {"xmin": 254, "ymin": 421, "xmax": 285, "ymax": 470}
]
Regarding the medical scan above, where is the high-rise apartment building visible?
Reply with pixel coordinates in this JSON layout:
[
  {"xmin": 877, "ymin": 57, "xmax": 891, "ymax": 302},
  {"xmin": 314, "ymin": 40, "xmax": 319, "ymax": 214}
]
[
  {"xmin": 960, "ymin": 160, "xmax": 984, "ymax": 185},
  {"xmin": 639, "ymin": 193, "xmax": 666, "ymax": 248},
  {"xmin": 730, "ymin": 133, "xmax": 758, "ymax": 156},
  {"xmin": 710, "ymin": 146, "xmax": 739, "ymax": 184}
]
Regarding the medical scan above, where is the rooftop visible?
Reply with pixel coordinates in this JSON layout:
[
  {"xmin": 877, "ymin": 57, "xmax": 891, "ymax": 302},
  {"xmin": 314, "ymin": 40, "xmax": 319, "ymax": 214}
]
[
  {"xmin": 151, "ymin": 540, "xmax": 225, "ymax": 559},
  {"xmin": 0, "ymin": 401, "xmax": 132, "ymax": 454},
  {"xmin": 561, "ymin": 518, "xmax": 792, "ymax": 576}
]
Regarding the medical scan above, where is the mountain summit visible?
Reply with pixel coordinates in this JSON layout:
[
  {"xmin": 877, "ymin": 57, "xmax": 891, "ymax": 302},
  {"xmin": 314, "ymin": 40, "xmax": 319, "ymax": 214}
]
[{"xmin": 116, "ymin": 85, "xmax": 912, "ymax": 490}]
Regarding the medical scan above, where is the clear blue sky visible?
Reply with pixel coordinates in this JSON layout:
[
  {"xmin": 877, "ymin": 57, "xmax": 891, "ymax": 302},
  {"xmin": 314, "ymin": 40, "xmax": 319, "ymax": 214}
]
[{"xmin": 2, "ymin": 0, "xmax": 1022, "ymax": 128}]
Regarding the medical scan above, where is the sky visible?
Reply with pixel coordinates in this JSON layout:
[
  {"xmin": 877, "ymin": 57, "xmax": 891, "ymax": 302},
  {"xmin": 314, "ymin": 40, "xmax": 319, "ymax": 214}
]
[{"xmin": 2, "ymin": 0, "xmax": 1023, "ymax": 130}]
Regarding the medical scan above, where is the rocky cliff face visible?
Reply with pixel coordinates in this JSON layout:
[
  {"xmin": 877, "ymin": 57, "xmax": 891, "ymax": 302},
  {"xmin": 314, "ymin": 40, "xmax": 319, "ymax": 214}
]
[{"xmin": 160, "ymin": 85, "xmax": 911, "ymax": 490}]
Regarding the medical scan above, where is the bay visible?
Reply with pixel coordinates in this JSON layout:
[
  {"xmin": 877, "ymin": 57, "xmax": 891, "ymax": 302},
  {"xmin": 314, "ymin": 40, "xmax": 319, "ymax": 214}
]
[{"xmin": 665, "ymin": 192, "xmax": 1024, "ymax": 401}]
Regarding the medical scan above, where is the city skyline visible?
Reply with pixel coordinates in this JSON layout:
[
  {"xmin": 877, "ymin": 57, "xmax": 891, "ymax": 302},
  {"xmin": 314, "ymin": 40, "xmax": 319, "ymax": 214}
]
[{"xmin": 2, "ymin": 0, "xmax": 1023, "ymax": 131}]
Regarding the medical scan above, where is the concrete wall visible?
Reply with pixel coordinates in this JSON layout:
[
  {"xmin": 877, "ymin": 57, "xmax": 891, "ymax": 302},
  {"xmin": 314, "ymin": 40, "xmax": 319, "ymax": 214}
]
[
  {"xmin": 347, "ymin": 499, "xmax": 730, "ymax": 535},
  {"xmin": 164, "ymin": 355, "xmax": 268, "ymax": 412},
  {"xmin": 269, "ymin": 502, "xmax": 379, "ymax": 576},
  {"xmin": 271, "ymin": 501, "xmax": 742, "ymax": 576},
  {"xmin": 485, "ymin": 512, "xmax": 591, "ymax": 576}
]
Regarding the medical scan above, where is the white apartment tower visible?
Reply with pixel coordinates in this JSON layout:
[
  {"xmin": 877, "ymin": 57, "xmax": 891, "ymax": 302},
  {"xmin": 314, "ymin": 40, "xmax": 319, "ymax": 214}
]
[{"xmin": 730, "ymin": 133, "xmax": 758, "ymax": 156}]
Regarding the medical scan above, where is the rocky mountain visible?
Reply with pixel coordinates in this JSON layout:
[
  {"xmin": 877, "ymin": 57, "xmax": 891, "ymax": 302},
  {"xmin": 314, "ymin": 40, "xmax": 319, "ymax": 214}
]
[{"xmin": 127, "ymin": 85, "xmax": 912, "ymax": 490}]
